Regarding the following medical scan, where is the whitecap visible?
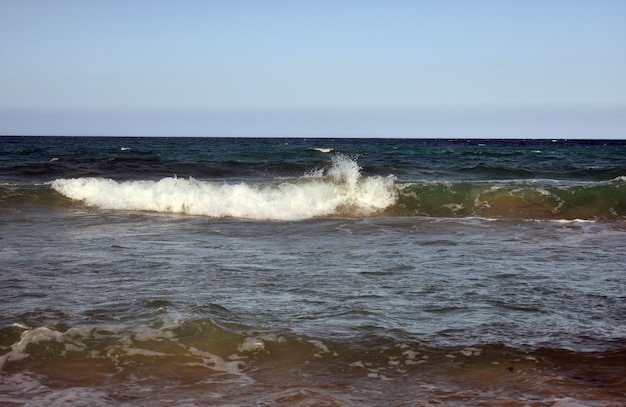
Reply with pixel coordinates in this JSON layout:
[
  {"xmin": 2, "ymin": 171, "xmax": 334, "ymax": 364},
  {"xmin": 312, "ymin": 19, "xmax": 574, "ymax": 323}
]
[{"xmin": 50, "ymin": 155, "xmax": 397, "ymax": 220}]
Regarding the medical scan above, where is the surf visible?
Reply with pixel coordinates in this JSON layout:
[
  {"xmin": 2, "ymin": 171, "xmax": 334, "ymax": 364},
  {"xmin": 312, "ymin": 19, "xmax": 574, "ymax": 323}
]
[
  {"xmin": 50, "ymin": 154, "xmax": 397, "ymax": 220},
  {"xmin": 393, "ymin": 179, "xmax": 626, "ymax": 220}
]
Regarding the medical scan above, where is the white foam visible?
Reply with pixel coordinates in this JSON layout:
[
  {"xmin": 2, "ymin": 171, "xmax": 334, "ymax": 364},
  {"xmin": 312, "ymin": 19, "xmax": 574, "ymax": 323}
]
[
  {"xmin": 0, "ymin": 323, "xmax": 180, "ymax": 371},
  {"xmin": 307, "ymin": 339, "xmax": 330, "ymax": 353},
  {"xmin": 550, "ymin": 219, "xmax": 597, "ymax": 224},
  {"xmin": 459, "ymin": 347, "xmax": 482, "ymax": 357},
  {"xmin": 186, "ymin": 346, "xmax": 247, "ymax": 375},
  {"xmin": 238, "ymin": 337, "xmax": 266, "ymax": 353},
  {"xmin": 0, "ymin": 327, "xmax": 65, "ymax": 370},
  {"xmin": 50, "ymin": 155, "xmax": 397, "ymax": 220}
]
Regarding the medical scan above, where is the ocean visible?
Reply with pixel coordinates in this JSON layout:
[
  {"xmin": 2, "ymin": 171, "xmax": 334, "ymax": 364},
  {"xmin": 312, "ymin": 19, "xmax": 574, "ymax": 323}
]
[{"xmin": 1, "ymin": 136, "xmax": 625, "ymax": 406}]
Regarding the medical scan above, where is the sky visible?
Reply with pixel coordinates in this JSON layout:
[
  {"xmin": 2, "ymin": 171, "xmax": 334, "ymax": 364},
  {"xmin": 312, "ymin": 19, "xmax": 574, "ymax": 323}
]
[{"xmin": 1, "ymin": 0, "xmax": 625, "ymax": 138}]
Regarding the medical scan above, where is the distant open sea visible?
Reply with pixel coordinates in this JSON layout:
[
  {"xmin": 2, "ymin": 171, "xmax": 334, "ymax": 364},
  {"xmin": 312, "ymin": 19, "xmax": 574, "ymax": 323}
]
[{"xmin": 1, "ymin": 136, "xmax": 625, "ymax": 406}]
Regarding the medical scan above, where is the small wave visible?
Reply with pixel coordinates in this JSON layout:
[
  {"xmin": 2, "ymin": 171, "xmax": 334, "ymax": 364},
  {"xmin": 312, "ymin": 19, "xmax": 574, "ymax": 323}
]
[
  {"xmin": 50, "ymin": 154, "xmax": 397, "ymax": 220},
  {"xmin": 393, "ymin": 181, "xmax": 625, "ymax": 220},
  {"xmin": 2, "ymin": 318, "xmax": 625, "ymax": 406},
  {"xmin": 312, "ymin": 147, "xmax": 335, "ymax": 153}
]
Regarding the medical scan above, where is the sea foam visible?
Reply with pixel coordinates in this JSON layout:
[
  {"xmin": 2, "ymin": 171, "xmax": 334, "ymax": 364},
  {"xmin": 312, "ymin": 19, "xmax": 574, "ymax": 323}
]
[{"xmin": 50, "ymin": 154, "xmax": 397, "ymax": 220}]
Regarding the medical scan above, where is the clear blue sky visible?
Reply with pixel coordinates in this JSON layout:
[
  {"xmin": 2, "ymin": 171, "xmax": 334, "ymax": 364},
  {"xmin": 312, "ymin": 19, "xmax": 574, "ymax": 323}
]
[{"xmin": 1, "ymin": 0, "xmax": 625, "ymax": 138}]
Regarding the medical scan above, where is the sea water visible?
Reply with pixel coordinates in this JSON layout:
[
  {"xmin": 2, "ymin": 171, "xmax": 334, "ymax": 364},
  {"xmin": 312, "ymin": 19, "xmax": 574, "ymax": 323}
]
[{"xmin": 1, "ymin": 137, "xmax": 625, "ymax": 406}]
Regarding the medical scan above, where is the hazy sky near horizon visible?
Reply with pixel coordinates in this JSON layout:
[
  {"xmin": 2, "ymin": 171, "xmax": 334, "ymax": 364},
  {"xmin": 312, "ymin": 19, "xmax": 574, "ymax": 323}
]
[{"xmin": 1, "ymin": 0, "xmax": 625, "ymax": 138}]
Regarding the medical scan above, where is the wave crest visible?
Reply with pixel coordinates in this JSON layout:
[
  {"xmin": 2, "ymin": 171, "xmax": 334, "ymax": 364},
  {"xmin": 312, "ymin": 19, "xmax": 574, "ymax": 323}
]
[{"xmin": 50, "ymin": 155, "xmax": 397, "ymax": 220}]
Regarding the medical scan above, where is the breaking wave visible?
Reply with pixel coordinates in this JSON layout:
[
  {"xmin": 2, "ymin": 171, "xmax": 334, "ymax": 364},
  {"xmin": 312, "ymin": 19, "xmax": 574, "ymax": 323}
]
[
  {"xmin": 22, "ymin": 154, "xmax": 626, "ymax": 221},
  {"xmin": 50, "ymin": 154, "xmax": 397, "ymax": 220}
]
